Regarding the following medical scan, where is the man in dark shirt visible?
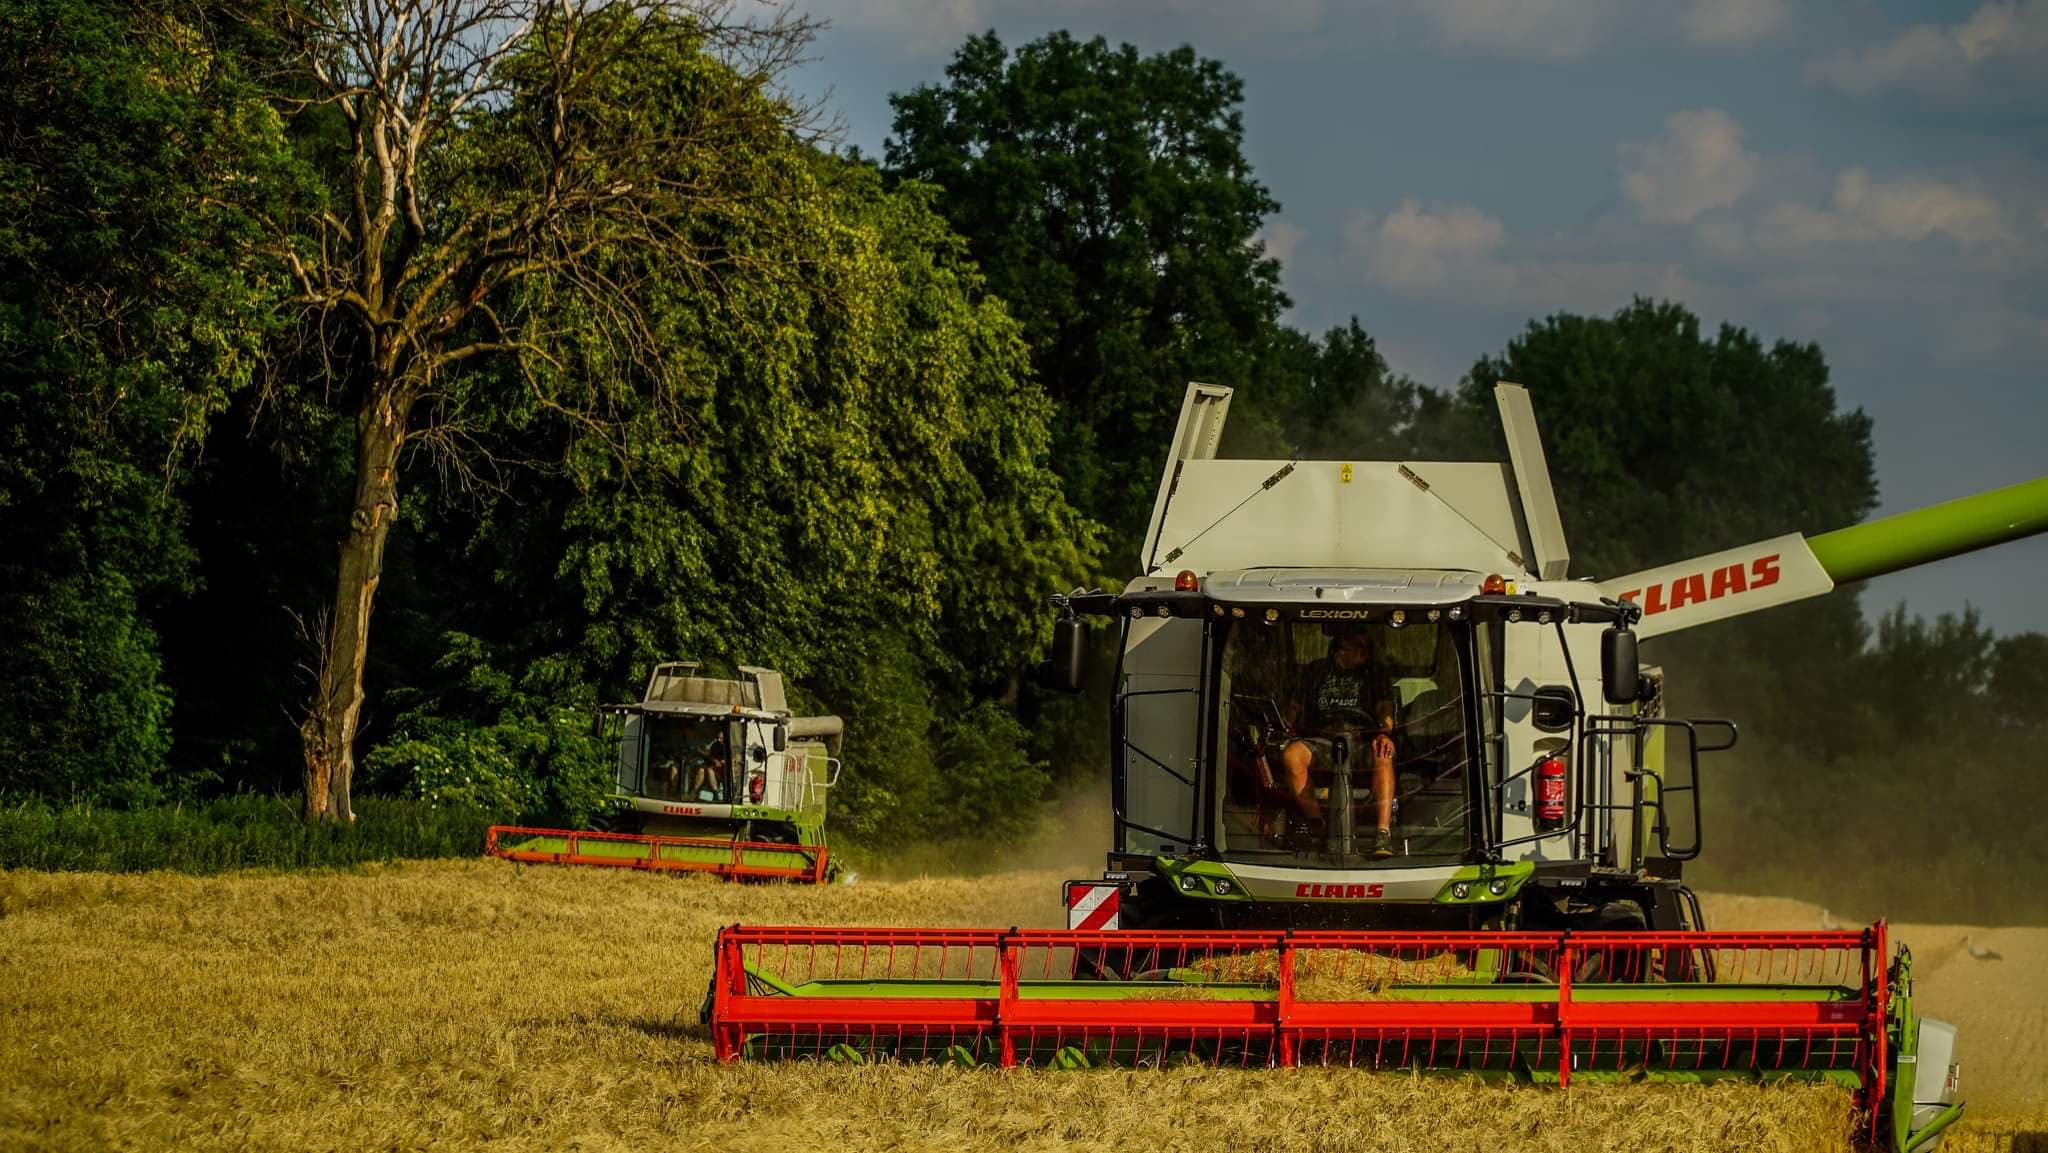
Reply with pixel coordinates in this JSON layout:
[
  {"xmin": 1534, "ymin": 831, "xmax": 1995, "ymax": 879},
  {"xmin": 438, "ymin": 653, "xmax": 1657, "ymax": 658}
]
[{"xmin": 1281, "ymin": 627, "xmax": 1399, "ymax": 857}]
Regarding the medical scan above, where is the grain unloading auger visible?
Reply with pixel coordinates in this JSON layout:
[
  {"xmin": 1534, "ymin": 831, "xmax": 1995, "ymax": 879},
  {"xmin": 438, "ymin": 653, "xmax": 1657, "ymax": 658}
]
[
  {"xmin": 706, "ymin": 383, "xmax": 2046, "ymax": 1150},
  {"xmin": 488, "ymin": 662, "xmax": 843, "ymax": 882}
]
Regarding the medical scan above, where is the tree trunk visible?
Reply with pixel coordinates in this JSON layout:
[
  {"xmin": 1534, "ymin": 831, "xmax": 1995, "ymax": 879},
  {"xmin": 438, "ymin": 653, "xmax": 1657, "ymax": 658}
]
[{"xmin": 301, "ymin": 386, "xmax": 409, "ymax": 822}]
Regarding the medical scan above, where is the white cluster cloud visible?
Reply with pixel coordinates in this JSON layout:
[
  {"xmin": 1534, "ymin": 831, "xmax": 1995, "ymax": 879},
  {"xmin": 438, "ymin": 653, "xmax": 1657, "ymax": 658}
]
[
  {"xmin": 1344, "ymin": 200, "xmax": 1697, "ymax": 313},
  {"xmin": 1260, "ymin": 220, "xmax": 1307, "ymax": 270},
  {"xmin": 1731, "ymin": 171, "xmax": 2015, "ymax": 261},
  {"xmin": 1326, "ymin": 106, "xmax": 2041, "ymax": 367},
  {"xmin": 1619, "ymin": 108, "xmax": 1763, "ymax": 223},
  {"xmin": 1414, "ymin": 0, "xmax": 1625, "ymax": 61},
  {"xmin": 1829, "ymin": 169, "xmax": 2012, "ymax": 247},
  {"xmin": 808, "ymin": 0, "xmax": 1797, "ymax": 63},
  {"xmin": 1616, "ymin": 110, "xmax": 2022, "ymax": 257},
  {"xmin": 1808, "ymin": 0, "xmax": 2048, "ymax": 98},
  {"xmin": 1415, "ymin": 0, "xmax": 1795, "ymax": 58},
  {"xmin": 1679, "ymin": 0, "xmax": 1791, "ymax": 49}
]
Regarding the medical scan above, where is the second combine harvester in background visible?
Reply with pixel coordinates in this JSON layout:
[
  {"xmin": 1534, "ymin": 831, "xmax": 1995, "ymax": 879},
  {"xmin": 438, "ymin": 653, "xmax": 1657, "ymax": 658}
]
[
  {"xmin": 705, "ymin": 383, "xmax": 2048, "ymax": 1153},
  {"xmin": 488, "ymin": 662, "xmax": 843, "ymax": 882}
]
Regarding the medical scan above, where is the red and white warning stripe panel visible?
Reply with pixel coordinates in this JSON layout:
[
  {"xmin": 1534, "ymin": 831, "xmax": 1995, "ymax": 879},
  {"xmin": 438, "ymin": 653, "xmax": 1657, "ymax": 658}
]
[{"xmin": 1065, "ymin": 881, "xmax": 1121, "ymax": 930}]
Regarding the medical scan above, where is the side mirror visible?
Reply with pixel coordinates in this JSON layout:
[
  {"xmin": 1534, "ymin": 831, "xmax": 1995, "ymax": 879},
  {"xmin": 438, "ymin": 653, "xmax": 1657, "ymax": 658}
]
[
  {"xmin": 772, "ymin": 727, "xmax": 787, "ymax": 752},
  {"xmin": 591, "ymin": 709, "xmax": 606, "ymax": 739},
  {"xmin": 1045, "ymin": 615, "xmax": 1087, "ymax": 693},
  {"xmin": 1601, "ymin": 626, "xmax": 1639, "ymax": 706}
]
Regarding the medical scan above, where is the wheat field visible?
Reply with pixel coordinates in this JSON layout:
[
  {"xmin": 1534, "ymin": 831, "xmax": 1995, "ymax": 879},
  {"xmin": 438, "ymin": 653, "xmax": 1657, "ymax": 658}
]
[{"xmin": 0, "ymin": 861, "xmax": 2041, "ymax": 1152}]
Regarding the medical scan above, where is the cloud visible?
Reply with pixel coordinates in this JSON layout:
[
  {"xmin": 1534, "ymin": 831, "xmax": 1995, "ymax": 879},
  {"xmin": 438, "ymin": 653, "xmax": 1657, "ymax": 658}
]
[
  {"xmin": 1680, "ymin": 0, "xmax": 1791, "ymax": 48},
  {"xmin": 806, "ymin": 0, "xmax": 1798, "ymax": 64},
  {"xmin": 1260, "ymin": 220, "xmax": 1307, "ymax": 271},
  {"xmin": 805, "ymin": 0, "xmax": 993, "ymax": 56},
  {"xmin": 1742, "ymin": 170, "xmax": 2016, "ymax": 254},
  {"xmin": 1832, "ymin": 169, "xmax": 2012, "ymax": 246},
  {"xmin": 1619, "ymin": 108, "xmax": 1763, "ymax": 223},
  {"xmin": 1345, "ymin": 200, "xmax": 1699, "ymax": 312},
  {"xmin": 804, "ymin": 0, "xmax": 1356, "ymax": 62},
  {"xmin": 1416, "ymin": 0, "xmax": 1627, "ymax": 61},
  {"xmin": 1807, "ymin": 0, "xmax": 2048, "ymax": 98}
]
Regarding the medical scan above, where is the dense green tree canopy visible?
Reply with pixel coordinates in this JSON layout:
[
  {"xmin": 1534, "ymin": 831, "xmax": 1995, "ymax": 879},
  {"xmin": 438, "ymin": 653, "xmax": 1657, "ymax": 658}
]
[
  {"xmin": 359, "ymin": 155, "xmax": 1095, "ymax": 839},
  {"xmin": 0, "ymin": 0, "xmax": 292, "ymax": 801},
  {"xmin": 1447, "ymin": 300, "xmax": 1880, "ymax": 752},
  {"xmin": 1458, "ymin": 299, "xmax": 1877, "ymax": 579},
  {"xmin": 886, "ymin": 32, "xmax": 1288, "ymax": 560}
]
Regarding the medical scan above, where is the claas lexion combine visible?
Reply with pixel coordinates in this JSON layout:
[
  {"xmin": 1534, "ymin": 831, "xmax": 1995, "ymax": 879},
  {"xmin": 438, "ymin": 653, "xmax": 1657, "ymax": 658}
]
[
  {"xmin": 488, "ymin": 662, "xmax": 844, "ymax": 882},
  {"xmin": 705, "ymin": 383, "xmax": 2048, "ymax": 1150}
]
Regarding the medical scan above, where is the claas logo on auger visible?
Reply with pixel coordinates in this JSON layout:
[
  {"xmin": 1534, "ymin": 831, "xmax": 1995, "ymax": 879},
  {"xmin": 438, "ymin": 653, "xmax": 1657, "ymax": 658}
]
[{"xmin": 1616, "ymin": 553, "xmax": 1781, "ymax": 617}]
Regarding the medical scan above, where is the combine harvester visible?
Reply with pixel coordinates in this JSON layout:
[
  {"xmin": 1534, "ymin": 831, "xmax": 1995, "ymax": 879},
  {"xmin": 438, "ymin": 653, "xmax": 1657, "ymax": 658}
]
[
  {"xmin": 704, "ymin": 384, "xmax": 2047, "ymax": 1150},
  {"xmin": 489, "ymin": 662, "xmax": 843, "ymax": 882}
]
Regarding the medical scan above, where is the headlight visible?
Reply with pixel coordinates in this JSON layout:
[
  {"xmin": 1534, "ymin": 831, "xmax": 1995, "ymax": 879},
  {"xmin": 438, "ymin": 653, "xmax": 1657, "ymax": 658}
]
[
  {"xmin": 1489, "ymin": 878, "xmax": 1509, "ymax": 896},
  {"xmin": 1179, "ymin": 875, "xmax": 1197, "ymax": 891},
  {"xmin": 1214, "ymin": 879, "xmax": 1233, "ymax": 895},
  {"xmin": 1451, "ymin": 881, "xmax": 1471, "ymax": 899}
]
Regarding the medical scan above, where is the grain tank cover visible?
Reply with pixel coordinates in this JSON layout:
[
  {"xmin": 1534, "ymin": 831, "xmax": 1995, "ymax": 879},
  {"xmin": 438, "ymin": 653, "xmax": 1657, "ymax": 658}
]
[
  {"xmin": 1145, "ymin": 459, "xmax": 1532, "ymax": 577},
  {"xmin": 1495, "ymin": 382, "xmax": 1571, "ymax": 580},
  {"xmin": 1140, "ymin": 384, "xmax": 1541, "ymax": 579},
  {"xmin": 1201, "ymin": 568, "xmax": 1488, "ymax": 605}
]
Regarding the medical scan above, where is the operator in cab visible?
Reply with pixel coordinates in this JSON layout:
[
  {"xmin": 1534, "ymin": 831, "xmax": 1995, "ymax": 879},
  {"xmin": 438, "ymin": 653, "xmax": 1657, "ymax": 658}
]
[{"xmin": 1281, "ymin": 625, "xmax": 1399, "ymax": 858}]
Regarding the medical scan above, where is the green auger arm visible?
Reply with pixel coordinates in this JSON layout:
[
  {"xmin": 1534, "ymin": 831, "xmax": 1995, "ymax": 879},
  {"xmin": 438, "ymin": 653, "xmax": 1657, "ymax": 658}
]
[{"xmin": 1599, "ymin": 475, "xmax": 2048, "ymax": 639}]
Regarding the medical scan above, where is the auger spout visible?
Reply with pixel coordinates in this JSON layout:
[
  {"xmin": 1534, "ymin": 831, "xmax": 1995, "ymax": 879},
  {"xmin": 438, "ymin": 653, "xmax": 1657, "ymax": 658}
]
[
  {"xmin": 1807, "ymin": 476, "xmax": 2048, "ymax": 585},
  {"xmin": 1597, "ymin": 474, "xmax": 2048, "ymax": 640}
]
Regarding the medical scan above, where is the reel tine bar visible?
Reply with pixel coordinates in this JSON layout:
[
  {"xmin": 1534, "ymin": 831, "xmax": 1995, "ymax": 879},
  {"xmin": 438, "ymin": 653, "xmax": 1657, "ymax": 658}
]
[{"xmin": 709, "ymin": 925, "xmax": 1886, "ymax": 1086}]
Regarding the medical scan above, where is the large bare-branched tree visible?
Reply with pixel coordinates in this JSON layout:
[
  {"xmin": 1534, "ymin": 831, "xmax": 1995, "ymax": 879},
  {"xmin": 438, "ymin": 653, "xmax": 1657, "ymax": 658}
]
[{"xmin": 267, "ymin": 0, "xmax": 819, "ymax": 820}]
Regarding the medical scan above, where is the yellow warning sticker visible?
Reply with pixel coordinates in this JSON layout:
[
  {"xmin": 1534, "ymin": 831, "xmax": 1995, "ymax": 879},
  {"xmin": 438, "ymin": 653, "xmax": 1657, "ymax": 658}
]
[{"xmin": 1340, "ymin": 463, "xmax": 1353, "ymax": 484}]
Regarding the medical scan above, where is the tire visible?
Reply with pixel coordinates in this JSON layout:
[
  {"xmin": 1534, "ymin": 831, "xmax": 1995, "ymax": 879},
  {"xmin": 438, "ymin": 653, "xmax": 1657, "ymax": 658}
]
[{"xmin": 1577, "ymin": 901, "xmax": 1652, "ymax": 983}]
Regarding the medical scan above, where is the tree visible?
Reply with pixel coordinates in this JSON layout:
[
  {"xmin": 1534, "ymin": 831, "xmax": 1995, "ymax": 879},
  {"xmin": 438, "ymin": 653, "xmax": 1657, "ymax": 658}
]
[
  {"xmin": 0, "ymin": 0, "xmax": 291, "ymax": 801},
  {"xmin": 251, "ymin": 0, "xmax": 823, "ymax": 819},
  {"xmin": 1459, "ymin": 299, "xmax": 1876, "ymax": 579},
  {"xmin": 1240, "ymin": 318, "xmax": 1429, "ymax": 462},
  {"xmin": 1454, "ymin": 299, "xmax": 1879, "ymax": 751},
  {"xmin": 885, "ymin": 32, "xmax": 1288, "ymax": 560},
  {"xmin": 357, "ymin": 159, "xmax": 1096, "ymax": 841}
]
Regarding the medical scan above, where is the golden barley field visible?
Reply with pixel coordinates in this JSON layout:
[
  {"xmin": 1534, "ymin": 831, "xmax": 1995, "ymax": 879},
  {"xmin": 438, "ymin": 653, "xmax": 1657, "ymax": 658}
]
[{"xmin": 0, "ymin": 861, "xmax": 2042, "ymax": 1153}]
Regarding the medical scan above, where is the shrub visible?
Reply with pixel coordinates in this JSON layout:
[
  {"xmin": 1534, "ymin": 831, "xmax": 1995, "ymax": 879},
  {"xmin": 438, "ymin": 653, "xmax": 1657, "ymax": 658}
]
[{"xmin": 0, "ymin": 794, "xmax": 496, "ymax": 873}]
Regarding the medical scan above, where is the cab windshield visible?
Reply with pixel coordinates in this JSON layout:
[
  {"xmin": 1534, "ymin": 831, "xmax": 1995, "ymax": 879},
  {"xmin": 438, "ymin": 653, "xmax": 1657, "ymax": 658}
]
[
  {"xmin": 1217, "ymin": 618, "xmax": 1473, "ymax": 866},
  {"xmin": 638, "ymin": 715, "xmax": 735, "ymax": 803}
]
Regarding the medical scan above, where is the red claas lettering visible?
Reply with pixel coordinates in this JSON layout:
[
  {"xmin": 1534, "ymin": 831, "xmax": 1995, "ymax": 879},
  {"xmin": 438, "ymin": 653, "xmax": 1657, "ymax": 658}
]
[
  {"xmin": 1751, "ymin": 553, "xmax": 1780, "ymax": 588},
  {"xmin": 1294, "ymin": 882, "xmax": 1386, "ymax": 899},
  {"xmin": 1620, "ymin": 553, "xmax": 1783, "ymax": 616}
]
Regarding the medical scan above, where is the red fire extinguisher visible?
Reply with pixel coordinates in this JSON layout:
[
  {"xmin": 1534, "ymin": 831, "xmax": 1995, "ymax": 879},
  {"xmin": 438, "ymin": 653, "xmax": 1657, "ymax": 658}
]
[{"xmin": 1535, "ymin": 755, "xmax": 1567, "ymax": 830}]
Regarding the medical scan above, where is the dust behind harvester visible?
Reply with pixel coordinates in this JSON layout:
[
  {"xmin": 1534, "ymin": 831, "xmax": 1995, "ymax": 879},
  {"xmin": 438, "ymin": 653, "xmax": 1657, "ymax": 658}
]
[{"xmin": 487, "ymin": 662, "xmax": 842, "ymax": 882}]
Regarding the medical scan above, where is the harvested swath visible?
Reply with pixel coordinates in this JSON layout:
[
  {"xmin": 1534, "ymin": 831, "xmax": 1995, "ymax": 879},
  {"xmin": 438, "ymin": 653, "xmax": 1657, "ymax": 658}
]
[{"xmin": 0, "ymin": 860, "xmax": 2027, "ymax": 1153}]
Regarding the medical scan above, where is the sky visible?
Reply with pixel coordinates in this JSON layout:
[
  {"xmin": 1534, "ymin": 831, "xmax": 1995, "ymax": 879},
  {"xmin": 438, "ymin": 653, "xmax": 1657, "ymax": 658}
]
[{"xmin": 788, "ymin": 0, "xmax": 2048, "ymax": 634}]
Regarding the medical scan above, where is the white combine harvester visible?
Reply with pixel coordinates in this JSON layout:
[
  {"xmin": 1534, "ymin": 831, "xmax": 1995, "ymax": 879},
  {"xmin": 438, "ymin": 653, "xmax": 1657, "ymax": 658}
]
[
  {"xmin": 706, "ymin": 381, "xmax": 2047, "ymax": 1152},
  {"xmin": 488, "ymin": 662, "xmax": 843, "ymax": 882}
]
